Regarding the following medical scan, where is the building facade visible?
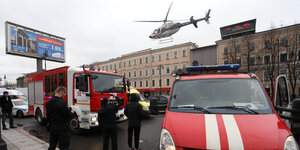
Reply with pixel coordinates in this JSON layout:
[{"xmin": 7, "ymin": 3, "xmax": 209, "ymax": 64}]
[
  {"xmin": 217, "ymin": 23, "xmax": 300, "ymax": 97},
  {"xmin": 191, "ymin": 44, "xmax": 217, "ymax": 66},
  {"xmin": 91, "ymin": 42, "xmax": 198, "ymax": 97}
]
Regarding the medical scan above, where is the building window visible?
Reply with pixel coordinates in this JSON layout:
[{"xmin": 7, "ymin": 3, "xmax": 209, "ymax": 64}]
[
  {"xmin": 128, "ymin": 60, "xmax": 131, "ymax": 66},
  {"xmin": 249, "ymin": 42, "xmax": 255, "ymax": 51},
  {"xmin": 159, "ymin": 79, "xmax": 162, "ymax": 87},
  {"xmin": 128, "ymin": 71, "xmax": 131, "ymax": 78},
  {"xmin": 140, "ymin": 58, "xmax": 142, "ymax": 64},
  {"xmin": 145, "ymin": 68, "xmax": 148, "ymax": 76},
  {"xmin": 134, "ymin": 59, "xmax": 136, "ymax": 65},
  {"xmin": 152, "ymin": 67, "xmax": 155, "ymax": 75},
  {"xmin": 139, "ymin": 69, "xmax": 142, "ymax": 77},
  {"xmin": 166, "ymin": 52, "xmax": 170, "ymax": 60},
  {"xmin": 224, "ymin": 47, "xmax": 228, "ymax": 55},
  {"xmin": 123, "ymin": 62, "xmax": 126, "ymax": 67},
  {"xmin": 264, "ymin": 39, "xmax": 272, "ymax": 49},
  {"xmin": 264, "ymin": 55, "xmax": 271, "ymax": 64},
  {"xmin": 114, "ymin": 64, "xmax": 116, "ymax": 69},
  {"xmin": 235, "ymin": 58, "xmax": 241, "ymax": 65},
  {"xmin": 280, "ymin": 70, "xmax": 288, "ymax": 79},
  {"xmin": 134, "ymin": 81, "xmax": 137, "ymax": 88},
  {"xmin": 166, "ymin": 65, "xmax": 170, "ymax": 74},
  {"xmin": 102, "ymin": 66, "xmax": 104, "ymax": 71},
  {"xmin": 264, "ymin": 71, "xmax": 271, "ymax": 81},
  {"xmin": 123, "ymin": 71, "xmax": 126, "ymax": 77},
  {"xmin": 235, "ymin": 45, "xmax": 241, "ymax": 53},
  {"xmin": 140, "ymin": 81, "xmax": 143, "ymax": 88},
  {"xmin": 224, "ymin": 59, "xmax": 229, "ymax": 64},
  {"xmin": 152, "ymin": 80, "xmax": 155, "ymax": 87},
  {"xmin": 173, "ymin": 64, "xmax": 178, "ymax": 71},
  {"xmin": 159, "ymin": 54, "xmax": 162, "ymax": 61},
  {"xmin": 280, "ymin": 37, "xmax": 288, "ymax": 47},
  {"xmin": 145, "ymin": 57, "xmax": 148, "ymax": 64},
  {"xmin": 146, "ymin": 80, "xmax": 149, "ymax": 87},
  {"xmin": 166, "ymin": 78, "xmax": 170, "ymax": 86},
  {"xmin": 193, "ymin": 61, "xmax": 199, "ymax": 66},
  {"xmin": 134, "ymin": 70, "xmax": 137, "ymax": 77},
  {"xmin": 174, "ymin": 51, "xmax": 178, "ymax": 59},
  {"xmin": 298, "ymin": 34, "xmax": 300, "ymax": 44},
  {"xmin": 118, "ymin": 62, "xmax": 121, "ymax": 68},
  {"xmin": 106, "ymin": 65, "xmax": 108, "ymax": 71},
  {"xmin": 249, "ymin": 56, "xmax": 256, "ymax": 65},
  {"xmin": 152, "ymin": 55, "xmax": 155, "ymax": 62},
  {"xmin": 280, "ymin": 53, "xmax": 288, "ymax": 62},
  {"xmin": 183, "ymin": 49, "xmax": 187, "ymax": 57},
  {"xmin": 110, "ymin": 64, "xmax": 112, "ymax": 70},
  {"xmin": 182, "ymin": 63, "xmax": 187, "ymax": 69}
]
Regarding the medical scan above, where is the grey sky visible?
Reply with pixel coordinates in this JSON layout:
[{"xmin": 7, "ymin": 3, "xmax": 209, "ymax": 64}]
[{"xmin": 0, "ymin": 0, "xmax": 300, "ymax": 84}]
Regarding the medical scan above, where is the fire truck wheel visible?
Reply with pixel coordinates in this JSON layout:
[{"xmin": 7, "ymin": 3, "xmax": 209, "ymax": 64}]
[
  {"xmin": 70, "ymin": 114, "xmax": 81, "ymax": 134},
  {"xmin": 17, "ymin": 111, "xmax": 24, "ymax": 118},
  {"xmin": 35, "ymin": 108, "xmax": 46, "ymax": 125}
]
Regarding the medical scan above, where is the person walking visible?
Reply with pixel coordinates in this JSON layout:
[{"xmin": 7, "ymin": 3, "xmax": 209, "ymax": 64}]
[
  {"xmin": 98, "ymin": 95, "xmax": 123, "ymax": 150},
  {"xmin": 46, "ymin": 86, "xmax": 72, "ymax": 150},
  {"xmin": 124, "ymin": 93, "xmax": 144, "ymax": 150},
  {"xmin": 0, "ymin": 91, "xmax": 16, "ymax": 130}
]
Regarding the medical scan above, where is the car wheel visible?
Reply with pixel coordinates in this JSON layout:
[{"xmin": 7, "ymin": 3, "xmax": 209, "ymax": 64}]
[
  {"xmin": 35, "ymin": 108, "xmax": 46, "ymax": 125},
  {"xmin": 17, "ymin": 111, "xmax": 24, "ymax": 118}
]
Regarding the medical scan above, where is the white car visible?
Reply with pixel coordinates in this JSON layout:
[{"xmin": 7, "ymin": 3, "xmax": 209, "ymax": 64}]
[
  {"xmin": 12, "ymin": 100, "xmax": 29, "ymax": 118},
  {"xmin": 0, "ymin": 88, "xmax": 28, "ymax": 102}
]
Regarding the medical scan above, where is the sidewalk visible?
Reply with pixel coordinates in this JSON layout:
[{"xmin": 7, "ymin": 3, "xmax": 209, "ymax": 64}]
[{"xmin": 1, "ymin": 123, "xmax": 50, "ymax": 150}]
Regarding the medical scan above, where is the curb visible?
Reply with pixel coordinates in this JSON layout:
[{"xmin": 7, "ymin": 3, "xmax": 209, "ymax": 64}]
[{"xmin": 15, "ymin": 128, "xmax": 49, "ymax": 147}]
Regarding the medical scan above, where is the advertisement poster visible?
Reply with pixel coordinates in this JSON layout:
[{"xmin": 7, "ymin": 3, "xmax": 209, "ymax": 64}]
[{"xmin": 6, "ymin": 22, "xmax": 65, "ymax": 62}]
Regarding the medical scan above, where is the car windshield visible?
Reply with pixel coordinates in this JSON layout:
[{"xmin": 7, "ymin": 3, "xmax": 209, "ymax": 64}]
[
  {"xmin": 169, "ymin": 78, "xmax": 273, "ymax": 114},
  {"xmin": 13, "ymin": 100, "xmax": 28, "ymax": 106},
  {"xmin": 91, "ymin": 73, "xmax": 125, "ymax": 93}
]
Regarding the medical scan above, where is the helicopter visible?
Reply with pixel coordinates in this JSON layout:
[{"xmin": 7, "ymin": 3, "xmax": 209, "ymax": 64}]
[{"xmin": 136, "ymin": 2, "xmax": 211, "ymax": 39}]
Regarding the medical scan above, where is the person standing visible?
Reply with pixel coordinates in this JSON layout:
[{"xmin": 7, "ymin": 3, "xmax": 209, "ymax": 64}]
[
  {"xmin": 0, "ymin": 91, "xmax": 16, "ymax": 130},
  {"xmin": 46, "ymin": 86, "xmax": 72, "ymax": 150},
  {"xmin": 98, "ymin": 96, "xmax": 123, "ymax": 150},
  {"xmin": 124, "ymin": 93, "xmax": 144, "ymax": 150}
]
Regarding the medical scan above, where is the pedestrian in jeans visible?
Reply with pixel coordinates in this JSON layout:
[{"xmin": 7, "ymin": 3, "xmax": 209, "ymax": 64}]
[
  {"xmin": 46, "ymin": 86, "xmax": 72, "ymax": 150},
  {"xmin": 0, "ymin": 91, "xmax": 16, "ymax": 130},
  {"xmin": 125, "ymin": 93, "xmax": 144, "ymax": 150}
]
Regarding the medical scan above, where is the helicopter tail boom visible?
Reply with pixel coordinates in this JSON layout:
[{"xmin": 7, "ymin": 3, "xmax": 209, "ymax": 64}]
[{"xmin": 205, "ymin": 9, "xmax": 211, "ymax": 24}]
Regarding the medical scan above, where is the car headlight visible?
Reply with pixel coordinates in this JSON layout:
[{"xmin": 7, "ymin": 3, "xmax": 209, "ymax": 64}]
[
  {"xmin": 145, "ymin": 106, "xmax": 149, "ymax": 111},
  {"xmin": 160, "ymin": 128, "xmax": 176, "ymax": 150},
  {"xmin": 91, "ymin": 117, "xmax": 97, "ymax": 122},
  {"xmin": 284, "ymin": 136, "xmax": 299, "ymax": 150}
]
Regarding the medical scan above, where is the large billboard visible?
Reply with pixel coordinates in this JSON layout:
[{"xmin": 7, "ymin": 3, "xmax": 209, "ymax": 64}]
[
  {"xmin": 220, "ymin": 19, "xmax": 256, "ymax": 39},
  {"xmin": 5, "ymin": 21, "xmax": 65, "ymax": 62}
]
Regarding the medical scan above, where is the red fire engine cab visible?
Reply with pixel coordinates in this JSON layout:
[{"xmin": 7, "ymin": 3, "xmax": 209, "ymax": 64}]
[
  {"xmin": 160, "ymin": 64, "xmax": 299, "ymax": 150},
  {"xmin": 27, "ymin": 66, "xmax": 128, "ymax": 132}
]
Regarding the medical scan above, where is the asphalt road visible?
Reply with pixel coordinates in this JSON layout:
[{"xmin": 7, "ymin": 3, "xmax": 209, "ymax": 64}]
[{"xmin": 13, "ymin": 114, "xmax": 165, "ymax": 150}]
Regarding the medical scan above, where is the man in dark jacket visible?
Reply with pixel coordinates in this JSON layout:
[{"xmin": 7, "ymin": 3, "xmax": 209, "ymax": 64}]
[
  {"xmin": 46, "ymin": 86, "xmax": 72, "ymax": 150},
  {"xmin": 124, "ymin": 93, "xmax": 144, "ymax": 150},
  {"xmin": 0, "ymin": 91, "xmax": 16, "ymax": 130},
  {"xmin": 98, "ymin": 95, "xmax": 123, "ymax": 150}
]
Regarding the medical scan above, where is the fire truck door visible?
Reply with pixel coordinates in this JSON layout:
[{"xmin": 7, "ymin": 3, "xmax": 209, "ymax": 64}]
[{"xmin": 74, "ymin": 74, "xmax": 91, "ymax": 109}]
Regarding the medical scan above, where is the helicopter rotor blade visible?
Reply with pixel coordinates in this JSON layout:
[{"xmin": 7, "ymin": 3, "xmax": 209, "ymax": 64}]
[
  {"xmin": 164, "ymin": 1, "xmax": 173, "ymax": 23},
  {"xmin": 134, "ymin": 20, "xmax": 165, "ymax": 23}
]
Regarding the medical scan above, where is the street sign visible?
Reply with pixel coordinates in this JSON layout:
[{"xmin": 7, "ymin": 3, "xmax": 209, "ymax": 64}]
[{"xmin": 5, "ymin": 21, "xmax": 66, "ymax": 63}]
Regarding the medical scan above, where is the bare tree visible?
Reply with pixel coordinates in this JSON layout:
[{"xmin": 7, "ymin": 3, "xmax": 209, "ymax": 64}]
[{"xmin": 223, "ymin": 38, "xmax": 238, "ymax": 64}]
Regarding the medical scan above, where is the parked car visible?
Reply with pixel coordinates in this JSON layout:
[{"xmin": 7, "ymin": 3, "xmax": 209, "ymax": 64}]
[
  {"xmin": 0, "ymin": 88, "xmax": 28, "ymax": 102},
  {"xmin": 128, "ymin": 87, "xmax": 151, "ymax": 117},
  {"xmin": 149, "ymin": 95, "xmax": 169, "ymax": 114},
  {"xmin": 12, "ymin": 100, "xmax": 29, "ymax": 118}
]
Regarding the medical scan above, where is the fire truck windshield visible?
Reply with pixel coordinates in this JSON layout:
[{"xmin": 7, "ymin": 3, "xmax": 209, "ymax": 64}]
[
  {"xmin": 169, "ymin": 78, "xmax": 273, "ymax": 114},
  {"xmin": 91, "ymin": 73, "xmax": 125, "ymax": 93}
]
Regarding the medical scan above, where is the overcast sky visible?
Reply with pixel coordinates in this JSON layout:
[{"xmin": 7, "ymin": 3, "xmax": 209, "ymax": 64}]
[{"xmin": 0, "ymin": 0, "xmax": 300, "ymax": 84}]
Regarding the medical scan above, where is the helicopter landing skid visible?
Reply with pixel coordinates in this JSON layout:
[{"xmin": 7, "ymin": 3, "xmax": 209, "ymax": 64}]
[{"xmin": 159, "ymin": 37, "xmax": 174, "ymax": 44}]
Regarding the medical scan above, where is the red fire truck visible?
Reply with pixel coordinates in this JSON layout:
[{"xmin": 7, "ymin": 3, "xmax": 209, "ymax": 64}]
[{"xmin": 27, "ymin": 66, "xmax": 128, "ymax": 132}]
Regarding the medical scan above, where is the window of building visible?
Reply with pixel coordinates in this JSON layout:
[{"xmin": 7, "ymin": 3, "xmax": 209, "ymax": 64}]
[
  {"xmin": 159, "ymin": 54, "xmax": 162, "ymax": 61},
  {"xmin": 280, "ymin": 53, "xmax": 288, "ymax": 62},
  {"xmin": 134, "ymin": 70, "xmax": 137, "ymax": 77},
  {"xmin": 166, "ymin": 52, "xmax": 170, "ymax": 60},
  {"xmin": 173, "ymin": 64, "xmax": 178, "ymax": 71},
  {"xmin": 166, "ymin": 78, "xmax": 170, "ymax": 86},
  {"xmin": 114, "ymin": 64, "xmax": 116, "ymax": 69},
  {"xmin": 106, "ymin": 65, "xmax": 108, "ymax": 71},
  {"xmin": 102, "ymin": 66, "xmax": 104, "ymax": 71},
  {"xmin": 249, "ymin": 42, "xmax": 255, "ymax": 51},
  {"xmin": 128, "ymin": 60, "xmax": 131, "ymax": 66},
  {"xmin": 145, "ymin": 68, "xmax": 148, "ymax": 76},
  {"xmin": 123, "ymin": 71, "xmax": 126, "ymax": 77},
  {"xmin": 145, "ymin": 57, "xmax": 148, "ymax": 64},
  {"xmin": 134, "ymin": 59, "xmax": 136, "ymax": 65},
  {"xmin": 140, "ymin": 81, "xmax": 143, "ymax": 88},
  {"xmin": 152, "ymin": 67, "xmax": 155, "ymax": 75},
  {"xmin": 280, "ymin": 70, "xmax": 288, "ymax": 79},
  {"xmin": 166, "ymin": 65, "xmax": 170, "ymax": 74},
  {"xmin": 146, "ymin": 80, "xmax": 149, "ymax": 87},
  {"xmin": 110, "ymin": 64, "xmax": 112, "ymax": 70},
  {"xmin": 182, "ymin": 63, "xmax": 187, "ymax": 69},
  {"xmin": 193, "ymin": 61, "xmax": 199, "ymax": 66},
  {"xmin": 159, "ymin": 79, "xmax": 162, "ymax": 87},
  {"xmin": 298, "ymin": 34, "xmax": 300, "ymax": 44},
  {"xmin": 123, "ymin": 62, "xmax": 126, "ymax": 67},
  {"xmin": 235, "ymin": 58, "xmax": 241, "ymax": 65},
  {"xmin": 128, "ymin": 71, "xmax": 131, "ymax": 78},
  {"xmin": 134, "ymin": 81, "xmax": 137, "ymax": 88},
  {"xmin": 174, "ymin": 51, "xmax": 178, "ymax": 59},
  {"xmin": 264, "ymin": 55, "xmax": 271, "ymax": 64},
  {"xmin": 119, "ymin": 62, "xmax": 121, "ymax": 68},
  {"xmin": 264, "ymin": 71, "xmax": 271, "ymax": 81},
  {"xmin": 224, "ymin": 59, "xmax": 229, "ymax": 64},
  {"xmin": 249, "ymin": 56, "xmax": 256, "ymax": 65},
  {"xmin": 152, "ymin": 55, "xmax": 155, "ymax": 62},
  {"xmin": 280, "ymin": 37, "xmax": 288, "ymax": 47},
  {"xmin": 224, "ymin": 47, "xmax": 228, "ymax": 55},
  {"xmin": 139, "ymin": 69, "xmax": 142, "ymax": 77},
  {"xmin": 235, "ymin": 45, "xmax": 241, "ymax": 53},
  {"xmin": 152, "ymin": 80, "xmax": 155, "ymax": 87},
  {"xmin": 183, "ymin": 49, "xmax": 187, "ymax": 57},
  {"xmin": 264, "ymin": 39, "xmax": 272, "ymax": 49},
  {"xmin": 139, "ymin": 58, "xmax": 142, "ymax": 64}
]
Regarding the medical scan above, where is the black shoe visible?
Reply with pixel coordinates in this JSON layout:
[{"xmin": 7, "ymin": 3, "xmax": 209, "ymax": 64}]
[
  {"xmin": 3, "ymin": 127, "xmax": 8, "ymax": 130},
  {"xmin": 10, "ymin": 126, "xmax": 17, "ymax": 129}
]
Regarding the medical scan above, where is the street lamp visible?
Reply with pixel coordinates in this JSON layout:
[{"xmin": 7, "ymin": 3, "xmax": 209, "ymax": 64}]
[{"xmin": 157, "ymin": 64, "xmax": 164, "ymax": 95}]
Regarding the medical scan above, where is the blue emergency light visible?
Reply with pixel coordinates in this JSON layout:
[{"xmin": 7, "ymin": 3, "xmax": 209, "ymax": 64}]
[{"xmin": 185, "ymin": 64, "xmax": 240, "ymax": 72}]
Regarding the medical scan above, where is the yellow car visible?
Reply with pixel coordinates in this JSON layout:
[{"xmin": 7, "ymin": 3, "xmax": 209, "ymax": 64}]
[{"xmin": 128, "ymin": 87, "xmax": 151, "ymax": 117}]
